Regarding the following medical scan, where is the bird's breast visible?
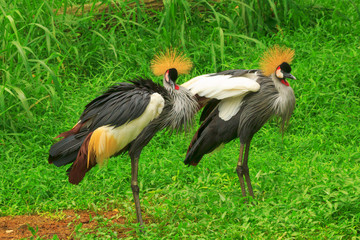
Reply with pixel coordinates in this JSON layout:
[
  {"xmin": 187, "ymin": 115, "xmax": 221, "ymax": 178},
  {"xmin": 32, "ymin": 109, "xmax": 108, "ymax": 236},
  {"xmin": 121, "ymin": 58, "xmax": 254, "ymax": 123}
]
[{"xmin": 273, "ymin": 84, "xmax": 295, "ymax": 118}]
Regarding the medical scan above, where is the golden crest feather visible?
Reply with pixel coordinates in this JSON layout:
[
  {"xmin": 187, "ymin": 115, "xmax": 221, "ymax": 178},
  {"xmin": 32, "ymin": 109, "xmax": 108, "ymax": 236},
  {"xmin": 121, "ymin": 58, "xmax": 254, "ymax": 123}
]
[
  {"xmin": 260, "ymin": 45, "xmax": 295, "ymax": 76},
  {"xmin": 151, "ymin": 49, "xmax": 193, "ymax": 76}
]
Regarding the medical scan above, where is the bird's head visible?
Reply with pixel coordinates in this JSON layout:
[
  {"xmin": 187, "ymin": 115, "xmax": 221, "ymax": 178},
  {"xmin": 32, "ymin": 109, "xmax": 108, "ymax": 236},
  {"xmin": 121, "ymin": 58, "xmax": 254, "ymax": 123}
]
[
  {"xmin": 164, "ymin": 68, "xmax": 180, "ymax": 90},
  {"xmin": 151, "ymin": 49, "xmax": 193, "ymax": 91},
  {"xmin": 260, "ymin": 45, "xmax": 296, "ymax": 87},
  {"xmin": 275, "ymin": 62, "xmax": 296, "ymax": 86}
]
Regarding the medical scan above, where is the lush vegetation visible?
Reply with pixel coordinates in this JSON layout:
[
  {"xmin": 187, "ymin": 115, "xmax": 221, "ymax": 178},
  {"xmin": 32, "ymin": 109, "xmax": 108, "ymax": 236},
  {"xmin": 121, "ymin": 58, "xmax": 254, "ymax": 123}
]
[{"xmin": 1, "ymin": 0, "xmax": 359, "ymax": 238}]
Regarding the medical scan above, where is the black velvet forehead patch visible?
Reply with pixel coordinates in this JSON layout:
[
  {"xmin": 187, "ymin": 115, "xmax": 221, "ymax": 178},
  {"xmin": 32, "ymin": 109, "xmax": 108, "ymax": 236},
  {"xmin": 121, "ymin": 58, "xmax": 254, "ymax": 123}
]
[
  {"xmin": 168, "ymin": 68, "xmax": 178, "ymax": 82},
  {"xmin": 280, "ymin": 62, "xmax": 291, "ymax": 73}
]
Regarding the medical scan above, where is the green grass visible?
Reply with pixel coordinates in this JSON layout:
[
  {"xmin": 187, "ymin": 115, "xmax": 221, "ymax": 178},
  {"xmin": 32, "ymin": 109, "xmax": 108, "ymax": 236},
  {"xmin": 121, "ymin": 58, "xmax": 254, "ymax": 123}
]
[{"xmin": 1, "ymin": 0, "xmax": 360, "ymax": 239}]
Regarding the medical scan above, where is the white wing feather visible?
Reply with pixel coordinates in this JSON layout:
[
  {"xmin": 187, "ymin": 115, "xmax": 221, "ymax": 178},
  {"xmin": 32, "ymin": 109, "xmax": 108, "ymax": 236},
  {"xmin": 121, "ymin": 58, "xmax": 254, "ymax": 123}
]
[
  {"xmin": 181, "ymin": 73, "xmax": 260, "ymax": 121},
  {"xmin": 217, "ymin": 96, "xmax": 245, "ymax": 121},
  {"xmin": 181, "ymin": 74, "xmax": 260, "ymax": 100}
]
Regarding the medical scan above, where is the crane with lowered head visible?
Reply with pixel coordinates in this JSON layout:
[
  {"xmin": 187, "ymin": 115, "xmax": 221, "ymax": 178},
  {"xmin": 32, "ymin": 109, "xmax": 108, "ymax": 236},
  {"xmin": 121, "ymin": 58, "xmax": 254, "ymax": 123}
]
[{"xmin": 48, "ymin": 49, "xmax": 199, "ymax": 225}]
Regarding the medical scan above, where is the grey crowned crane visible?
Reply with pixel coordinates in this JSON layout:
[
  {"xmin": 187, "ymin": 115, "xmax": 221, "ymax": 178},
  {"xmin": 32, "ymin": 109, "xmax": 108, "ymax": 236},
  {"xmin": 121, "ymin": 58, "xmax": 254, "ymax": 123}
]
[
  {"xmin": 48, "ymin": 49, "xmax": 198, "ymax": 225},
  {"xmin": 182, "ymin": 46, "xmax": 296, "ymax": 198}
]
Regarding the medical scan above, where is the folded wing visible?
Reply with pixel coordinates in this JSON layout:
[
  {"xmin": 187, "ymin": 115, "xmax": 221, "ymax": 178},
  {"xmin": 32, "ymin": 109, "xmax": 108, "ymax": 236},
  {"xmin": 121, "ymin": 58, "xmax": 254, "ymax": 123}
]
[
  {"xmin": 181, "ymin": 70, "xmax": 260, "ymax": 121},
  {"xmin": 48, "ymin": 79, "xmax": 165, "ymax": 184}
]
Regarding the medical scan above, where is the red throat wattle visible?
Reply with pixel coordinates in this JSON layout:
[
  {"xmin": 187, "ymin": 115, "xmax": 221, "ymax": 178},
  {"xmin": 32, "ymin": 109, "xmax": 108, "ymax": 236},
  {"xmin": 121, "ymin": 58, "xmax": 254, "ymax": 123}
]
[
  {"xmin": 281, "ymin": 79, "xmax": 289, "ymax": 86},
  {"xmin": 175, "ymin": 84, "xmax": 180, "ymax": 90}
]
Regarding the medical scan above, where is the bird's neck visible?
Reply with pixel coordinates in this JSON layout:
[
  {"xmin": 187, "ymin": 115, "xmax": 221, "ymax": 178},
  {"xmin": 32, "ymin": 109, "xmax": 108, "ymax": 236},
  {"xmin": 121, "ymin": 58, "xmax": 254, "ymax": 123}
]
[
  {"xmin": 270, "ymin": 73, "xmax": 295, "ymax": 129},
  {"xmin": 271, "ymin": 74, "xmax": 293, "ymax": 98},
  {"xmin": 167, "ymin": 86, "xmax": 199, "ymax": 131}
]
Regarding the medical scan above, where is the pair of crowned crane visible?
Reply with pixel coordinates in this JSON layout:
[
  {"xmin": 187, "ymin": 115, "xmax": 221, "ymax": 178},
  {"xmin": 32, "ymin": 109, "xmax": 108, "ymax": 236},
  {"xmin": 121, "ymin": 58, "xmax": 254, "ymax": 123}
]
[{"xmin": 49, "ymin": 46, "xmax": 296, "ymax": 225}]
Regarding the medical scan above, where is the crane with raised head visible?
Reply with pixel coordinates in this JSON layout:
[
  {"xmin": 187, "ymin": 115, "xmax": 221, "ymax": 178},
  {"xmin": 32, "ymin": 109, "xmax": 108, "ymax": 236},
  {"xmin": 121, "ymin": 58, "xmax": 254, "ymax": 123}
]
[
  {"xmin": 181, "ymin": 46, "xmax": 296, "ymax": 198},
  {"xmin": 48, "ymin": 49, "xmax": 198, "ymax": 225}
]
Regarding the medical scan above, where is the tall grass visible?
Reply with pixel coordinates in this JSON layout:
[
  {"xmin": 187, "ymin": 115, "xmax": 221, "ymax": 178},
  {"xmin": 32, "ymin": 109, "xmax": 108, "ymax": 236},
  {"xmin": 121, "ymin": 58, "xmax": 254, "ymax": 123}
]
[
  {"xmin": 1, "ymin": 1, "xmax": 63, "ymax": 133},
  {"xmin": 1, "ymin": 0, "xmax": 340, "ymax": 134}
]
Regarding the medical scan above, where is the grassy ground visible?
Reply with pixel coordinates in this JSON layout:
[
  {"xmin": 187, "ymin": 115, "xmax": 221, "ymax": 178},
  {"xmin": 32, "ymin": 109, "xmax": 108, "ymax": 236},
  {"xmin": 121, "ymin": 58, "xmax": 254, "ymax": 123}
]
[{"xmin": 1, "ymin": 0, "xmax": 360, "ymax": 239}]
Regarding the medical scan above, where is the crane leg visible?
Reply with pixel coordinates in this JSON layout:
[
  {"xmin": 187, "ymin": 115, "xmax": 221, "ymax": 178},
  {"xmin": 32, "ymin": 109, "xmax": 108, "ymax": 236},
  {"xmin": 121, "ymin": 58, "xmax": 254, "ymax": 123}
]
[
  {"xmin": 236, "ymin": 144, "xmax": 247, "ymax": 197},
  {"xmin": 243, "ymin": 143, "xmax": 254, "ymax": 198},
  {"xmin": 131, "ymin": 156, "xmax": 144, "ymax": 226},
  {"xmin": 236, "ymin": 143, "xmax": 254, "ymax": 198}
]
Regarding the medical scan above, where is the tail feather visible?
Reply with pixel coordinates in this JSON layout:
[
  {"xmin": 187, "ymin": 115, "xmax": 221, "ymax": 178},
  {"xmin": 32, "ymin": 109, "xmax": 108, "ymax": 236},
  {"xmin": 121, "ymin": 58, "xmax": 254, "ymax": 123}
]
[
  {"xmin": 48, "ymin": 135, "xmax": 84, "ymax": 166},
  {"xmin": 68, "ymin": 133, "xmax": 96, "ymax": 185},
  {"xmin": 55, "ymin": 122, "xmax": 83, "ymax": 139},
  {"xmin": 184, "ymin": 117, "xmax": 217, "ymax": 166},
  {"xmin": 184, "ymin": 130, "xmax": 204, "ymax": 166},
  {"xmin": 184, "ymin": 126, "xmax": 222, "ymax": 166},
  {"xmin": 184, "ymin": 101, "xmax": 220, "ymax": 166},
  {"xmin": 185, "ymin": 108, "xmax": 239, "ymax": 166}
]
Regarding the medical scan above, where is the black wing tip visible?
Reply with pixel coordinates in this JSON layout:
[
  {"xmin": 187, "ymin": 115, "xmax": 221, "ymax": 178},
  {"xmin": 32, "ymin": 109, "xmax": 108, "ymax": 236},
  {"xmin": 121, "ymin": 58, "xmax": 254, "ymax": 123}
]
[
  {"xmin": 184, "ymin": 154, "xmax": 201, "ymax": 167},
  {"xmin": 48, "ymin": 155, "xmax": 55, "ymax": 164},
  {"xmin": 184, "ymin": 161, "xmax": 192, "ymax": 167}
]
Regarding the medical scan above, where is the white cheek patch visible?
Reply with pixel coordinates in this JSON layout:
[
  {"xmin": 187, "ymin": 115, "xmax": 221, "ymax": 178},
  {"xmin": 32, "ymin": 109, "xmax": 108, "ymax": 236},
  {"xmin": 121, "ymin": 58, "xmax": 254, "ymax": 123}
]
[{"xmin": 276, "ymin": 68, "xmax": 283, "ymax": 79}]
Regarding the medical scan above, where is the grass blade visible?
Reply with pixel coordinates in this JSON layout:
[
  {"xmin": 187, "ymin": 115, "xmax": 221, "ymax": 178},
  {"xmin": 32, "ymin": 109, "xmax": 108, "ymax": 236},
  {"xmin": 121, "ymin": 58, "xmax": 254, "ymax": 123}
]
[
  {"xmin": 11, "ymin": 41, "xmax": 32, "ymax": 79},
  {"xmin": 28, "ymin": 59, "xmax": 63, "ymax": 99},
  {"xmin": 10, "ymin": 86, "xmax": 33, "ymax": 119},
  {"xmin": 268, "ymin": 0, "xmax": 280, "ymax": 25},
  {"xmin": 224, "ymin": 33, "xmax": 265, "ymax": 47},
  {"xmin": 6, "ymin": 15, "xmax": 19, "ymax": 42},
  {"xmin": 219, "ymin": 27, "xmax": 224, "ymax": 66}
]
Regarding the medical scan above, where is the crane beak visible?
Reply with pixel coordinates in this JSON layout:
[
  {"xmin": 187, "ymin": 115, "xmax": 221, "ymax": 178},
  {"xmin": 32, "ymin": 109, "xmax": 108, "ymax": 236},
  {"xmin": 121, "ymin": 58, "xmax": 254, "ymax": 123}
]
[{"xmin": 283, "ymin": 72, "xmax": 296, "ymax": 80}]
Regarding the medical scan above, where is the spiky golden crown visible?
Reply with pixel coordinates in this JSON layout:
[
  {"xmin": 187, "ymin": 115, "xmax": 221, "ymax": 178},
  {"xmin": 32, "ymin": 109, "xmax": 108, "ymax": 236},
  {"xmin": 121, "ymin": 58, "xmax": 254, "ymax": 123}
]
[
  {"xmin": 151, "ymin": 49, "xmax": 193, "ymax": 76},
  {"xmin": 259, "ymin": 45, "xmax": 295, "ymax": 76}
]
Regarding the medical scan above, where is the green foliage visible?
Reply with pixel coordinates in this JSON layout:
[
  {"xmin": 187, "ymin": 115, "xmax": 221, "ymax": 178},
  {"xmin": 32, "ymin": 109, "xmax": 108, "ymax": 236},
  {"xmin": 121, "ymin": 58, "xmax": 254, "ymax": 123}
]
[{"xmin": 1, "ymin": 0, "xmax": 360, "ymax": 238}]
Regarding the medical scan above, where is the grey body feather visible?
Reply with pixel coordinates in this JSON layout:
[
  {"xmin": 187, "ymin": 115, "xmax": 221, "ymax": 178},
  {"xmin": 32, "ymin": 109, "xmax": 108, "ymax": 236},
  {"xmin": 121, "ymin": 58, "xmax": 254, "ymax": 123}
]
[
  {"xmin": 49, "ymin": 77, "xmax": 199, "ymax": 169},
  {"xmin": 185, "ymin": 69, "xmax": 295, "ymax": 165},
  {"xmin": 129, "ymin": 84, "xmax": 199, "ymax": 159},
  {"xmin": 49, "ymin": 79, "xmax": 166, "ymax": 167}
]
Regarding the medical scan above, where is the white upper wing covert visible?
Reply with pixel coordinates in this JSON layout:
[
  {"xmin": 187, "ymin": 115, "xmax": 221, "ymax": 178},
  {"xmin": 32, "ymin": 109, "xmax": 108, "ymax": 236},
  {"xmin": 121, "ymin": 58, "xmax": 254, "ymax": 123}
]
[
  {"xmin": 181, "ymin": 73, "xmax": 261, "ymax": 121},
  {"xmin": 181, "ymin": 74, "xmax": 260, "ymax": 100}
]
